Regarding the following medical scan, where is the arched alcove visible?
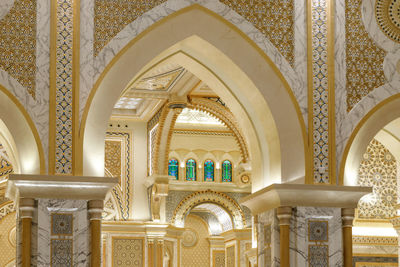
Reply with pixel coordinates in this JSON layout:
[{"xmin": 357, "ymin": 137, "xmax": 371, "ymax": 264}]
[
  {"xmin": 340, "ymin": 94, "xmax": 400, "ymax": 185},
  {"xmin": 0, "ymin": 85, "xmax": 44, "ymax": 175},
  {"xmin": 81, "ymin": 5, "xmax": 306, "ymax": 190}
]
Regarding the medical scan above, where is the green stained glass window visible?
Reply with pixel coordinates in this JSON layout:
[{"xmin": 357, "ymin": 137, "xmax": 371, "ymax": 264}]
[
  {"xmin": 222, "ymin": 160, "xmax": 232, "ymax": 182},
  {"xmin": 204, "ymin": 160, "xmax": 214, "ymax": 181},
  {"xmin": 186, "ymin": 159, "xmax": 196, "ymax": 181},
  {"xmin": 168, "ymin": 158, "xmax": 179, "ymax": 180}
]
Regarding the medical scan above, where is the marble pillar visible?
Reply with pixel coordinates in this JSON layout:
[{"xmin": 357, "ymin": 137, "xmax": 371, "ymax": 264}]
[
  {"xmin": 241, "ymin": 183, "xmax": 371, "ymax": 267},
  {"xmin": 6, "ymin": 174, "xmax": 117, "ymax": 267}
]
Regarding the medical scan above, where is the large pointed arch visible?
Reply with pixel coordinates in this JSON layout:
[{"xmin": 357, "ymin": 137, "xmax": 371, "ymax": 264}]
[{"xmin": 81, "ymin": 5, "xmax": 306, "ymax": 190}]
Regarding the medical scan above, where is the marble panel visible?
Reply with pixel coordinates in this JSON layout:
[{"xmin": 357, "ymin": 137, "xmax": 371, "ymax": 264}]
[
  {"xmin": 37, "ymin": 199, "xmax": 88, "ymax": 267},
  {"xmin": 0, "ymin": 0, "xmax": 14, "ymax": 20},
  {"xmin": 290, "ymin": 207, "xmax": 342, "ymax": 267},
  {"xmin": 80, "ymin": 0, "xmax": 306, "ymax": 124},
  {"xmin": 257, "ymin": 209, "xmax": 279, "ymax": 267}
]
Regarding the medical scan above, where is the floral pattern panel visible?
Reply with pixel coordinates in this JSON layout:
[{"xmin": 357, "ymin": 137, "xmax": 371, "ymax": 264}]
[{"xmin": 357, "ymin": 139, "xmax": 397, "ymax": 220}]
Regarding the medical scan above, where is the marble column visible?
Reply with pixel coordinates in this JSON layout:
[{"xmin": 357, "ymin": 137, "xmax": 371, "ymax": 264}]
[
  {"xmin": 277, "ymin": 206, "xmax": 292, "ymax": 267},
  {"xmin": 240, "ymin": 183, "xmax": 371, "ymax": 267},
  {"xmin": 342, "ymin": 208, "xmax": 355, "ymax": 267},
  {"xmin": 6, "ymin": 174, "xmax": 117, "ymax": 267}
]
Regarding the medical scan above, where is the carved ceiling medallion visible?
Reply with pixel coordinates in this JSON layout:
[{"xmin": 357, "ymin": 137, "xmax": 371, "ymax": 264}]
[{"xmin": 376, "ymin": 0, "xmax": 400, "ymax": 43}]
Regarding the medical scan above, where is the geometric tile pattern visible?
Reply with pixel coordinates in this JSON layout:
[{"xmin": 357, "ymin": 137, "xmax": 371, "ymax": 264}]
[
  {"xmin": 357, "ymin": 139, "xmax": 397, "ymax": 220},
  {"xmin": 51, "ymin": 239, "xmax": 73, "ymax": 267},
  {"xmin": 112, "ymin": 238, "xmax": 143, "ymax": 267},
  {"xmin": 0, "ymin": 0, "xmax": 36, "ymax": 98},
  {"xmin": 308, "ymin": 221, "xmax": 328, "ymax": 242},
  {"xmin": 220, "ymin": 0, "xmax": 295, "ymax": 66},
  {"xmin": 311, "ymin": 0, "xmax": 330, "ymax": 184},
  {"xmin": 309, "ymin": 245, "xmax": 329, "ymax": 267},
  {"xmin": 213, "ymin": 250, "xmax": 225, "ymax": 267},
  {"xmin": 346, "ymin": 0, "xmax": 386, "ymax": 111},
  {"xmin": 51, "ymin": 213, "xmax": 73, "ymax": 236},
  {"xmin": 105, "ymin": 131, "xmax": 133, "ymax": 220},
  {"xmin": 181, "ymin": 215, "xmax": 210, "ymax": 267},
  {"xmin": 226, "ymin": 245, "xmax": 235, "ymax": 267},
  {"xmin": 55, "ymin": 0, "xmax": 74, "ymax": 174},
  {"xmin": 0, "ymin": 143, "xmax": 13, "ymax": 182},
  {"xmin": 94, "ymin": 0, "xmax": 166, "ymax": 56},
  {"xmin": 0, "ymin": 207, "xmax": 16, "ymax": 266}
]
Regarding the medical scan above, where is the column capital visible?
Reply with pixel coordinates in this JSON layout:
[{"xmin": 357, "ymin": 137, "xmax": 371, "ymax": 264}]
[
  {"xmin": 19, "ymin": 198, "xmax": 35, "ymax": 219},
  {"xmin": 341, "ymin": 208, "xmax": 355, "ymax": 228},
  {"xmin": 88, "ymin": 199, "xmax": 104, "ymax": 221},
  {"xmin": 277, "ymin": 206, "xmax": 292, "ymax": 226}
]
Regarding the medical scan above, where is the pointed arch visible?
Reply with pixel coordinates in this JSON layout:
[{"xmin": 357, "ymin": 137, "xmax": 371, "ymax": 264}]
[{"xmin": 81, "ymin": 5, "xmax": 306, "ymax": 190}]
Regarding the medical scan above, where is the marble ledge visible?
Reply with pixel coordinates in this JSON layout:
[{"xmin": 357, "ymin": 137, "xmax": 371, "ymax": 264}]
[
  {"xmin": 240, "ymin": 183, "xmax": 372, "ymax": 215},
  {"xmin": 6, "ymin": 174, "xmax": 117, "ymax": 200}
]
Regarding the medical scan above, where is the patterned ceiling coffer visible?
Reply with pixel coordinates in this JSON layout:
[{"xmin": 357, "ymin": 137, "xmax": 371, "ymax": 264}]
[
  {"xmin": 0, "ymin": 0, "xmax": 36, "ymax": 98},
  {"xmin": 357, "ymin": 139, "xmax": 397, "ymax": 220},
  {"xmin": 346, "ymin": 0, "xmax": 386, "ymax": 112},
  {"xmin": 220, "ymin": 0, "xmax": 294, "ymax": 66},
  {"xmin": 376, "ymin": 0, "xmax": 400, "ymax": 43},
  {"xmin": 93, "ymin": 0, "xmax": 166, "ymax": 56}
]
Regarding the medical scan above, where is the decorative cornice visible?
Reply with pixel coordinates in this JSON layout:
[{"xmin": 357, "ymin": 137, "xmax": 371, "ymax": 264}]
[
  {"xmin": 353, "ymin": 235, "xmax": 398, "ymax": 246},
  {"xmin": 240, "ymin": 184, "xmax": 371, "ymax": 215}
]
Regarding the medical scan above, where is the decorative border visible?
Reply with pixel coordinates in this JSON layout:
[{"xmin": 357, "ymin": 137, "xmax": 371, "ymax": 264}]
[
  {"xmin": 353, "ymin": 235, "xmax": 398, "ymax": 246},
  {"xmin": 105, "ymin": 131, "xmax": 133, "ymax": 220},
  {"xmin": 50, "ymin": 0, "xmax": 76, "ymax": 174},
  {"xmin": 307, "ymin": 0, "xmax": 335, "ymax": 184},
  {"xmin": 308, "ymin": 220, "xmax": 329, "ymax": 242},
  {"xmin": 0, "ymin": 201, "xmax": 15, "ymax": 221}
]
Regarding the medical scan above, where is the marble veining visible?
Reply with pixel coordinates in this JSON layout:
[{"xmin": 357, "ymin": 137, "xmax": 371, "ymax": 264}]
[
  {"xmin": 0, "ymin": 0, "xmax": 14, "ymax": 21},
  {"xmin": 37, "ymin": 199, "xmax": 88, "ymax": 267},
  {"xmin": 80, "ymin": 0, "xmax": 306, "ymax": 125},
  {"xmin": 290, "ymin": 207, "xmax": 342, "ymax": 266},
  {"xmin": 258, "ymin": 209, "xmax": 280, "ymax": 267}
]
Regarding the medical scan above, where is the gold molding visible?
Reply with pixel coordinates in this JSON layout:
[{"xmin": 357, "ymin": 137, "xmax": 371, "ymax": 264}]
[
  {"xmin": 73, "ymin": 0, "xmax": 80, "ymax": 175},
  {"xmin": 49, "ymin": 0, "xmax": 57, "ymax": 175},
  {"xmin": 79, "ymin": 4, "xmax": 308, "ymax": 176},
  {"xmin": 0, "ymin": 85, "xmax": 45, "ymax": 174}
]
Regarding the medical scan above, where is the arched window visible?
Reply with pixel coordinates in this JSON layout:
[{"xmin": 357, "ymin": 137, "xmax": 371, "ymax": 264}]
[
  {"xmin": 186, "ymin": 159, "xmax": 197, "ymax": 181},
  {"xmin": 222, "ymin": 160, "xmax": 232, "ymax": 182},
  {"xmin": 204, "ymin": 160, "xmax": 214, "ymax": 182},
  {"xmin": 168, "ymin": 158, "xmax": 179, "ymax": 180}
]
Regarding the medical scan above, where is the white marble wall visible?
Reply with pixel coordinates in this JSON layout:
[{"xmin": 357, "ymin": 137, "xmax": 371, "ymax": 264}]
[
  {"xmin": 79, "ymin": 0, "xmax": 307, "ymax": 124},
  {"xmin": 37, "ymin": 199, "xmax": 89, "ymax": 267},
  {"xmin": 257, "ymin": 209, "xmax": 280, "ymax": 267},
  {"xmin": 290, "ymin": 207, "xmax": 342, "ymax": 267}
]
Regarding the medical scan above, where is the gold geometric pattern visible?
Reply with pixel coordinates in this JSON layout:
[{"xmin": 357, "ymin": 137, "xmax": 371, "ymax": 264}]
[
  {"xmin": 310, "ymin": 0, "xmax": 330, "ymax": 184},
  {"xmin": 55, "ymin": 0, "xmax": 74, "ymax": 174},
  {"xmin": 181, "ymin": 215, "xmax": 210, "ymax": 267},
  {"xmin": 0, "ymin": 0, "xmax": 36, "ymax": 98},
  {"xmin": 0, "ymin": 210, "xmax": 16, "ymax": 266},
  {"xmin": 346, "ymin": 0, "xmax": 386, "ymax": 111},
  {"xmin": 376, "ymin": 0, "xmax": 400, "ymax": 43},
  {"xmin": 105, "ymin": 140, "xmax": 122, "ymax": 184},
  {"xmin": 94, "ymin": 0, "xmax": 166, "ymax": 56},
  {"xmin": 112, "ymin": 238, "xmax": 143, "ymax": 267},
  {"xmin": 226, "ymin": 245, "xmax": 235, "ymax": 267},
  {"xmin": 357, "ymin": 139, "xmax": 397, "ymax": 220},
  {"xmin": 213, "ymin": 250, "xmax": 225, "ymax": 267},
  {"xmin": 220, "ymin": 0, "xmax": 294, "ymax": 66}
]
